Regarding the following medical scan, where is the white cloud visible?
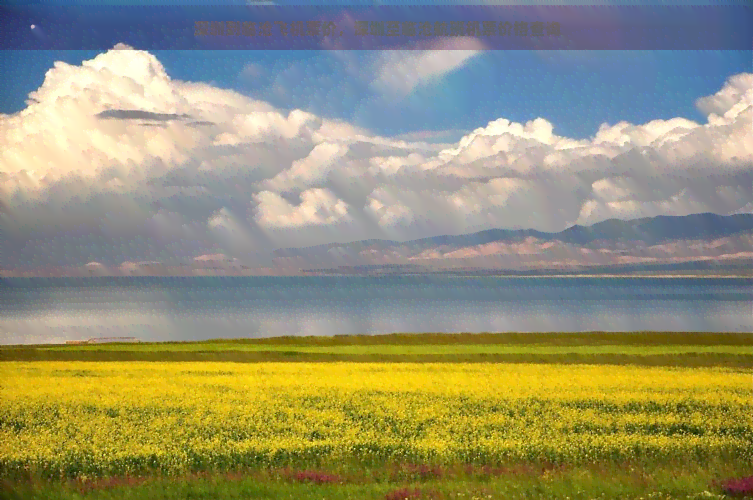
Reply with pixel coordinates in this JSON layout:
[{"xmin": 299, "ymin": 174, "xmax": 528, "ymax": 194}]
[
  {"xmin": 265, "ymin": 142, "xmax": 349, "ymax": 190},
  {"xmin": 696, "ymin": 73, "xmax": 753, "ymax": 118},
  {"xmin": 575, "ymin": 187, "xmax": 711, "ymax": 227},
  {"xmin": 371, "ymin": 38, "xmax": 486, "ymax": 96},
  {"xmin": 591, "ymin": 177, "xmax": 638, "ymax": 203},
  {"xmin": 0, "ymin": 46, "xmax": 751, "ymax": 270},
  {"xmin": 254, "ymin": 188, "xmax": 352, "ymax": 229},
  {"xmin": 365, "ymin": 187, "xmax": 415, "ymax": 230},
  {"xmin": 729, "ymin": 201, "xmax": 753, "ymax": 215},
  {"xmin": 592, "ymin": 117, "xmax": 700, "ymax": 148},
  {"xmin": 368, "ymin": 153, "xmax": 426, "ymax": 176}
]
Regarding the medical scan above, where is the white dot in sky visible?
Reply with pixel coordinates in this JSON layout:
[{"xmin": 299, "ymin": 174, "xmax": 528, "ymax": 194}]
[{"xmin": 31, "ymin": 25, "xmax": 36, "ymax": 30}]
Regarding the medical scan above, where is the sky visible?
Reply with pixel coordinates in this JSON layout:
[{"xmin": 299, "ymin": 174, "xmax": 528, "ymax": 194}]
[
  {"xmin": 2, "ymin": 50, "xmax": 750, "ymax": 141},
  {"xmin": 0, "ymin": 10, "xmax": 752, "ymax": 270}
]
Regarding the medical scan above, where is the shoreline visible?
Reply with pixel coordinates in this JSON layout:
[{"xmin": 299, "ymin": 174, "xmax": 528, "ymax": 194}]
[{"xmin": 2, "ymin": 273, "xmax": 751, "ymax": 278}]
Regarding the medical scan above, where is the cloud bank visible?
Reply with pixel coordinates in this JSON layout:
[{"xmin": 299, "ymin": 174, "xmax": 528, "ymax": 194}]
[{"xmin": 1, "ymin": 46, "xmax": 751, "ymax": 270}]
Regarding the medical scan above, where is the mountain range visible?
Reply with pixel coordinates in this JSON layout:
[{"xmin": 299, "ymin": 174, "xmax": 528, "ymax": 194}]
[
  {"xmin": 2, "ymin": 213, "xmax": 752, "ymax": 277},
  {"xmin": 283, "ymin": 213, "xmax": 753, "ymax": 276}
]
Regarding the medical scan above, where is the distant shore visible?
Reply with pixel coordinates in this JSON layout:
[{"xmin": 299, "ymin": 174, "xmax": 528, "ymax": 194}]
[
  {"xmin": 2, "ymin": 272, "xmax": 751, "ymax": 278},
  {"xmin": 446, "ymin": 274, "xmax": 753, "ymax": 278}
]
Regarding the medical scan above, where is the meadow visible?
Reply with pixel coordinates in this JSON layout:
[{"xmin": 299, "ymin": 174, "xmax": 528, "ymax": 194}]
[
  {"xmin": 4, "ymin": 332, "xmax": 753, "ymax": 368},
  {"xmin": 1, "ymin": 332, "xmax": 752, "ymax": 499}
]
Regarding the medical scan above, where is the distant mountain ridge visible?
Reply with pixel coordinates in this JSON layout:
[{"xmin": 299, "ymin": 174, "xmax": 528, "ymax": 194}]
[
  {"xmin": 277, "ymin": 213, "xmax": 753, "ymax": 257},
  {"xmin": 3, "ymin": 213, "xmax": 752, "ymax": 277},
  {"xmin": 303, "ymin": 259, "xmax": 753, "ymax": 276},
  {"xmin": 397, "ymin": 213, "xmax": 753, "ymax": 249},
  {"xmin": 282, "ymin": 213, "xmax": 753, "ymax": 276}
]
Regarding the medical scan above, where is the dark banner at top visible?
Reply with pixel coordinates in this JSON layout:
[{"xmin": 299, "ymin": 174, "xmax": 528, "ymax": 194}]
[{"xmin": 1, "ymin": 5, "xmax": 751, "ymax": 50}]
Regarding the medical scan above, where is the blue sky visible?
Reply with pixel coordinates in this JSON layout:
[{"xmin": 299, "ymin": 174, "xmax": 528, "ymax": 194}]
[
  {"xmin": 1, "ymin": 1, "xmax": 752, "ymax": 271},
  {"xmin": 2, "ymin": 50, "xmax": 750, "ymax": 140}
]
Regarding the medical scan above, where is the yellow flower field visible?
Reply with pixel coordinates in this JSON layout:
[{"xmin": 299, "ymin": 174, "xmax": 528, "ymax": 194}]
[{"xmin": 1, "ymin": 362, "xmax": 751, "ymax": 480}]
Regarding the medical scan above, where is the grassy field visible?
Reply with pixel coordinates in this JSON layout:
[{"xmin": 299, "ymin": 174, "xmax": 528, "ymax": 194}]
[
  {"xmin": 34, "ymin": 344, "xmax": 753, "ymax": 355},
  {"xmin": 1, "ymin": 332, "xmax": 752, "ymax": 499},
  {"xmin": 3, "ymin": 332, "xmax": 753, "ymax": 368},
  {"xmin": 10, "ymin": 331, "xmax": 753, "ymax": 348}
]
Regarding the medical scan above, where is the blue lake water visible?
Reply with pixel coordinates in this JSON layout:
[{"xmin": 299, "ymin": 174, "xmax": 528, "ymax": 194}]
[{"xmin": 1, "ymin": 277, "xmax": 751, "ymax": 345}]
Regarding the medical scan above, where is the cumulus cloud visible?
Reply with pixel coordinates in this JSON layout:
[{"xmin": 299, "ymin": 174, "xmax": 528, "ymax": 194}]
[
  {"xmin": 254, "ymin": 188, "xmax": 352, "ymax": 229},
  {"xmin": 264, "ymin": 142, "xmax": 350, "ymax": 191},
  {"xmin": 365, "ymin": 187, "xmax": 416, "ymax": 231},
  {"xmin": 696, "ymin": 73, "xmax": 753, "ymax": 118},
  {"xmin": 0, "ymin": 46, "xmax": 751, "ymax": 271},
  {"xmin": 369, "ymin": 37, "xmax": 486, "ymax": 97}
]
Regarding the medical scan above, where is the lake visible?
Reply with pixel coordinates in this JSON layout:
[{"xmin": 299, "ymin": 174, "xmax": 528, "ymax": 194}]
[{"xmin": 1, "ymin": 277, "xmax": 751, "ymax": 345}]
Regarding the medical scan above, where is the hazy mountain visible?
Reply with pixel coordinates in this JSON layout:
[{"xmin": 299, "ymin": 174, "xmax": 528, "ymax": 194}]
[
  {"xmin": 284, "ymin": 213, "xmax": 753, "ymax": 255},
  {"xmin": 555, "ymin": 213, "xmax": 753, "ymax": 246},
  {"xmin": 2, "ymin": 213, "xmax": 751, "ymax": 277},
  {"xmin": 290, "ymin": 213, "xmax": 753, "ymax": 275}
]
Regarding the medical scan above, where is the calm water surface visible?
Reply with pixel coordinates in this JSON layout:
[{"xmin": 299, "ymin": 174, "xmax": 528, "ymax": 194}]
[{"xmin": 1, "ymin": 277, "xmax": 751, "ymax": 345}]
